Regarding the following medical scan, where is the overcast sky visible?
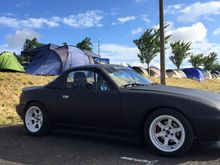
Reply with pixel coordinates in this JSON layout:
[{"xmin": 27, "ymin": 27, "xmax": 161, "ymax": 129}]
[{"xmin": 1, "ymin": 0, "xmax": 220, "ymax": 68}]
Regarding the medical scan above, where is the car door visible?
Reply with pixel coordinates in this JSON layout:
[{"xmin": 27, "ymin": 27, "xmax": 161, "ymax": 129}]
[{"xmin": 58, "ymin": 69, "xmax": 121, "ymax": 129}]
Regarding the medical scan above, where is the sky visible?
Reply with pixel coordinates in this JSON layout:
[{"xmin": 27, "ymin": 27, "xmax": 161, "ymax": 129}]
[{"xmin": 1, "ymin": 0, "xmax": 220, "ymax": 69}]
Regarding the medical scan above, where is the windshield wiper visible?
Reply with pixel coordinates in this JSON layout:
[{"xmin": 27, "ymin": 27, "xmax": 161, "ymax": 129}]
[{"xmin": 121, "ymin": 83, "xmax": 147, "ymax": 88}]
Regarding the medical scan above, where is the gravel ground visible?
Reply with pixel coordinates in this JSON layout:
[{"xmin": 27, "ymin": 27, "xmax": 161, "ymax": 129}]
[{"xmin": 0, "ymin": 125, "xmax": 220, "ymax": 165}]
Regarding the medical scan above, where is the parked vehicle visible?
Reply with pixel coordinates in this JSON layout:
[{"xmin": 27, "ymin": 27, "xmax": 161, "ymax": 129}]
[{"xmin": 16, "ymin": 64, "xmax": 220, "ymax": 156}]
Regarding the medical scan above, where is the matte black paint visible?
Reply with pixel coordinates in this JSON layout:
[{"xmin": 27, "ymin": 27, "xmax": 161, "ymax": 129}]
[{"xmin": 16, "ymin": 64, "xmax": 220, "ymax": 142}]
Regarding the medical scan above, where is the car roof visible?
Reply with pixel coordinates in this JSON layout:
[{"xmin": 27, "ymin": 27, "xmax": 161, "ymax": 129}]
[
  {"xmin": 46, "ymin": 64, "xmax": 129, "ymax": 89},
  {"xmin": 66, "ymin": 64, "xmax": 128, "ymax": 71}
]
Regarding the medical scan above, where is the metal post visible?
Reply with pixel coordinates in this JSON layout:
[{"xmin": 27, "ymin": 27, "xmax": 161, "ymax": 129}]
[{"xmin": 159, "ymin": 0, "xmax": 166, "ymax": 85}]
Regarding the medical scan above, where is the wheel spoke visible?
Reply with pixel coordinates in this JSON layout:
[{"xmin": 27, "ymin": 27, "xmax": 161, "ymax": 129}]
[
  {"xmin": 172, "ymin": 136, "xmax": 179, "ymax": 144},
  {"xmin": 33, "ymin": 110, "xmax": 38, "ymax": 116},
  {"xmin": 167, "ymin": 119, "xmax": 172, "ymax": 127},
  {"xmin": 38, "ymin": 115, "xmax": 43, "ymax": 121},
  {"xmin": 38, "ymin": 111, "xmax": 42, "ymax": 116},
  {"xmin": 164, "ymin": 137, "xmax": 170, "ymax": 146},
  {"xmin": 35, "ymin": 110, "xmax": 40, "ymax": 115},
  {"xmin": 31, "ymin": 117, "xmax": 35, "ymax": 121},
  {"xmin": 157, "ymin": 122, "xmax": 165, "ymax": 129},
  {"xmin": 33, "ymin": 122, "xmax": 37, "ymax": 127},
  {"xmin": 155, "ymin": 132, "xmax": 163, "ymax": 137},
  {"xmin": 174, "ymin": 127, "xmax": 181, "ymax": 133}
]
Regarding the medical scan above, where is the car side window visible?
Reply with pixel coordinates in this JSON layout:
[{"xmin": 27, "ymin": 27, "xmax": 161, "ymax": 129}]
[
  {"xmin": 66, "ymin": 70, "xmax": 95, "ymax": 91},
  {"xmin": 95, "ymin": 73, "xmax": 111, "ymax": 92}
]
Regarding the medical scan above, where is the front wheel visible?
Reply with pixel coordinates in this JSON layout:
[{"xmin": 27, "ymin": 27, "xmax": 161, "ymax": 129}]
[
  {"xmin": 144, "ymin": 109, "xmax": 194, "ymax": 157},
  {"xmin": 24, "ymin": 102, "xmax": 51, "ymax": 136}
]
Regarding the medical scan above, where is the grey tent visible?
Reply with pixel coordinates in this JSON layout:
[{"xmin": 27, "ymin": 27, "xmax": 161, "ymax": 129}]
[
  {"xmin": 202, "ymin": 70, "xmax": 212, "ymax": 80},
  {"xmin": 22, "ymin": 44, "xmax": 100, "ymax": 75},
  {"xmin": 166, "ymin": 69, "xmax": 181, "ymax": 78},
  {"xmin": 149, "ymin": 67, "xmax": 160, "ymax": 77},
  {"xmin": 176, "ymin": 70, "xmax": 187, "ymax": 78},
  {"xmin": 132, "ymin": 66, "xmax": 149, "ymax": 77}
]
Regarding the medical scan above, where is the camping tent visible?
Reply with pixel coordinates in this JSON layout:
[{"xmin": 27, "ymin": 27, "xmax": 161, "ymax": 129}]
[
  {"xmin": 176, "ymin": 70, "xmax": 187, "ymax": 78},
  {"xmin": 132, "ymin": 66, "xmax": 149, "ymax": 77},
  {"xmin": 0, "ymin": 52, "xmax": 24, "ymax": 72},
  {"xmin": 166, "ymin": 69, "xmax": 181, "ymax": 78},
  {"xmin": 149, "ymin": 67, "xmax": 161, "ymax": 77},
  {"xmin": 182, "ymin": 68, "xmax": 205, "ymax": 81},
  {"xmin": 211, "ymin": 71, "xmax": 220, "ymax": 79},
  {"xmin": 22, "ymin": 44, "xmax": 100, "ymax": 75},
  {"xmin": 202, "ymin": 70, "xmax": 212, "ymax": 80}
]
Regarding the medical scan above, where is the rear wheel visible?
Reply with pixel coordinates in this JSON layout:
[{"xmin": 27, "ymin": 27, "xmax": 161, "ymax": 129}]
[
  {"xmin": 24, "ymin": 102, "xmax": 51, "ymax": 136},
  {"xmin": 144, "ymin": 109, "xmax": 194, "ymax": 157}
]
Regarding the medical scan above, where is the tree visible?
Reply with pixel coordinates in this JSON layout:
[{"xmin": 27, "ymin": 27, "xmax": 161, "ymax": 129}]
[
  {"xmin": 188, "ymin": 54, "xmax": 204, "ymax": 68},
  {"xmin": 133, "ymin": 24, "xmax": 171, "ymax": 74},
  {"xmin": 62, "ymin": 42, "xmax": 68, "ymax": 46},
  {"xmin": 23, "ymin": 37, "xmax": 44, "ymax": 50},
  {"xmin": 169, "ymin": 41, "xmax": 191, "ymax": 70},
  {"xmin": 203, "ymin": 52, "xmax": 218, "ymax": 70},
  {"xmin": 210, "ymin": 63, "xmax": 220, "ymax": 72},
  {"xmin": 12, "ymin": 52, "xmax": 22, "ymax": 64},
  {"xmin": 76, "ymin": 37, "xmax": 92, "ymax": 51}
]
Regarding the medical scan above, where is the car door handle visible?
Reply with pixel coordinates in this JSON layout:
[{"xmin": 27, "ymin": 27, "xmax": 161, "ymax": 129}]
[{"xmin": 62, "ymin": 95, "xmax": 69, "ymax": 99}]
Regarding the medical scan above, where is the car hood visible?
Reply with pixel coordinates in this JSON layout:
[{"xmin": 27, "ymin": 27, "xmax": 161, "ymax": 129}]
[{"xmin": 129, "ymin": 85, "xmax": 220, "ymax": 104}]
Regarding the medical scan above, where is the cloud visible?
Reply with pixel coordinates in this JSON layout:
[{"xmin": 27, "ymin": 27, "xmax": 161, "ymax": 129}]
[
  {"xmin": 177, "ymin": 1, "xmax": 220, "ymax": 23},
  {"xmin": 213, "ymin": 27, "xmax": 220, "ymax": 36},
  {"xmin": 99, "ymin": 43, "xmax": 159, "ymax": 68},
  {"xmin": 0, "ymin": 16, "xmax": 19, "ymax": 28},
  {"xmin": 98, "ymin": 40, "xmax": 220, "ymax": 69},
  {"xmin": 63, "ymin": 10, "xmax": 103, "ymax": 28},
  {"xmin": 21, "ymin": 17, "xmax": 60, "ymax": 28},
  {"xmin": 100, "ymin": 44, "xmax": 139, "ymax": 64},
  {"xmin": 0, "ymin": 16, "xmax": 59, "ymax": 28},
  {"xmin": 112, "ymin": 16, "xmax": 136, "ymax": 25},
  {"xmin": 169, "ymin": 22, "xmax": 207, "ymax": 42},
  {"xmin": 141, "ymin": 15, "xmax": 150, "ymax": 23},
  {"xmin": 6, "ymin": 29, "xmax": 41, "ymax": 49},
  {"xmin": 131, "ymin": 27, "xmax": 143, "ymax": 35},
  {"xmin": 165, "ymin": 4, "xmax": 185, "ymax": 14},
  {"xmin": 0, "ymin": 10, "xmax": 103, "ymax": 29},
  {"xmin": 0, "ymin": 44, "xmax": 21, "ymax": 54}
]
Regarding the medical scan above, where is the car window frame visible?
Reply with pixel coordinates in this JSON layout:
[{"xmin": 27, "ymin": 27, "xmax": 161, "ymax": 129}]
[{"xmin": 64, "ymin": 68, "xmax": 117, "ymax": 92}]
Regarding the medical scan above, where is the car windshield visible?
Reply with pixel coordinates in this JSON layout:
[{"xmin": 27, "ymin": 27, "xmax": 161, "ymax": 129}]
[{"xmin": 105, "ymin": 66, "xmax": 152, "ymax": 88}]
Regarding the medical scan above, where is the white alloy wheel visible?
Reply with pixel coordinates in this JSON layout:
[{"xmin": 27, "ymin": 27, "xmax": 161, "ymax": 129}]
[
  {"xmin": 25, "ymin": 106, "xmax": 43, "ymax": 133},
  {"xmin": 149, "ymin": 115, "xmax": 185, "ymax": 153}
]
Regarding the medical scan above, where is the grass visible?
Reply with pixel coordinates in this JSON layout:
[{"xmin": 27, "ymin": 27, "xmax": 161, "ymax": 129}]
[
  {"xmin": 0, "ymin": 72, "xmax": 53, "ymax": 125},
  {"xmin": 0, "ymin": 72, "xmax": 220, "ymax": 125}
]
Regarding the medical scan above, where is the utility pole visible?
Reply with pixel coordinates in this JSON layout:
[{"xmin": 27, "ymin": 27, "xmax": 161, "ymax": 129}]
[{"xmin": 159, "ymin": 0, "xmax": 166, "ymax": 85}]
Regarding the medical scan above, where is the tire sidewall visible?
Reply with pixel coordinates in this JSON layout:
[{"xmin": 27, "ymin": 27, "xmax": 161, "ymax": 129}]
[
  {"xmin": 144, "ymin": 108, "xmax": 194, "ymax": 157},
  {"xmin": 24, "ymin": 102, "xmax": 51, "ymax": 136}
]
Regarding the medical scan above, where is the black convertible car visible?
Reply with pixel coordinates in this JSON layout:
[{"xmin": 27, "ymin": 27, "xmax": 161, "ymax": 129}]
[{"xmin": 16, "ymin": 64, "xmax": 220, "ymax": 156}]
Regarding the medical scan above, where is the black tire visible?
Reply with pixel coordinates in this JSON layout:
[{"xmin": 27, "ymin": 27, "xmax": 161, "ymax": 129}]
[
  {"xmin": 24, "ymin": 102, "xmax": 51, "ymax": 136},
  {"xmin": 144, "ymin": 108, "xmax": 194, "ymax": 157}
]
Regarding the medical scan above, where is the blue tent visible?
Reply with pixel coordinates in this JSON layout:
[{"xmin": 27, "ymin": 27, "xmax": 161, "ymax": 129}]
[
  {"xmin": 22, "ymin": 44, "xmax": 100, "ymax": 75},
  {"xmin": 182, "ymin": 68, "xmax": 205, "ymax": 81}
]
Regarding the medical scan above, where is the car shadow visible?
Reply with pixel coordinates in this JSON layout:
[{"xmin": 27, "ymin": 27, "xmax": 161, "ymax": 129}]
[{"xmin": 0, "ymin": 125, "xmax": 220, "ymax": 165}]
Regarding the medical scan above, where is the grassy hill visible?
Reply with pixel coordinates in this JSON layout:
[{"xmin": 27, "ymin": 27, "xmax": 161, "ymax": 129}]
[{"xmin": 1, "ymin": 72, "xmax": 220, "ymax": 125}]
